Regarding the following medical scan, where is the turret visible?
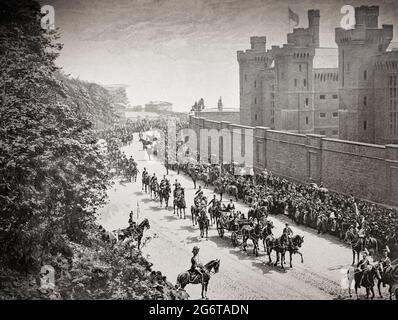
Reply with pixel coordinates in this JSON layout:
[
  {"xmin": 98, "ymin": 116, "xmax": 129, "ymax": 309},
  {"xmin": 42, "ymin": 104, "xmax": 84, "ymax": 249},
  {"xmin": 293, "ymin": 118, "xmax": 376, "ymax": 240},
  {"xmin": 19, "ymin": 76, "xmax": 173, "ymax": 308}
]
[
  {"xmin": 355, "ymin": 5, "xmax": 379, "ymax": 28},
  {"xmin": 308, "ymin": 9, "xmax": 320, "ymax": 47},
  {"xmin": 250, "ymin": 36, "xmax": 266, "ymax": 52}
]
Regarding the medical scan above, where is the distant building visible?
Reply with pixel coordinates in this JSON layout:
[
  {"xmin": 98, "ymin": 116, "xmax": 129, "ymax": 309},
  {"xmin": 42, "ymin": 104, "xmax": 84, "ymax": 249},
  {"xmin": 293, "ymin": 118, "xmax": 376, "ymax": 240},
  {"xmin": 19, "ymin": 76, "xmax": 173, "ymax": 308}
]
[
  {"xmin": 237, "ymin": 9, "xmax": 339, "ymax": 138},
  {"xmin": 238, "ymin": 6, "xmax": 398, "ymax": 143},
  {"xmin": 193, "ymin": 107, "xmax": 240, "ymax": 123},
  {"xmin": 145, "ymin": 101, "xmax": 173, "ymax": 113},
  {"xmin": 336, "ymin": 5, "xmax": 396, "ymax": 144}
]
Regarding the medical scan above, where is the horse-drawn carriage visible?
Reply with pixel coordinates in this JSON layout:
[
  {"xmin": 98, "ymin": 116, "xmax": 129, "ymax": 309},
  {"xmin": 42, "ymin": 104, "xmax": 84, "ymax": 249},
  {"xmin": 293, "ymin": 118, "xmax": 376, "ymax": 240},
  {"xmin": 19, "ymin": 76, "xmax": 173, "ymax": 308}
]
[{"xmin": 215, "ymin": 211, "xmax": 252, "ymax": 247}]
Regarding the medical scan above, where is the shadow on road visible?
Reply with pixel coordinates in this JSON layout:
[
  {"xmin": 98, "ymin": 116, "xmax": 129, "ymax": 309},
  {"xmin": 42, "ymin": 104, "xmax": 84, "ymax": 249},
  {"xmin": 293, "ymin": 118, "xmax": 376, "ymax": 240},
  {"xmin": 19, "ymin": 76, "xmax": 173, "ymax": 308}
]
[
  {"xmin": 149, "ymin": 205, "xmax": 163, "ymax": 211},
  {"xmin": 179, "ymin": 224, "xmax": 197, "ymax": 233},
  {"xmin": 251, "ymin": 260, "xmax": 287, "ymax": 275}
]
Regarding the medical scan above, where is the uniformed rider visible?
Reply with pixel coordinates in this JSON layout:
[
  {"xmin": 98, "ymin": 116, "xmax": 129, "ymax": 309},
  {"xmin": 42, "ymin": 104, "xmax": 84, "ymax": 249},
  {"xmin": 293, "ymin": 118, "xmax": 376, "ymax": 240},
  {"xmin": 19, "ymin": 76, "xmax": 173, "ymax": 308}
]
[{"xmin": 189, "ymin": 246, "xmax": 203, "ymax": 282}]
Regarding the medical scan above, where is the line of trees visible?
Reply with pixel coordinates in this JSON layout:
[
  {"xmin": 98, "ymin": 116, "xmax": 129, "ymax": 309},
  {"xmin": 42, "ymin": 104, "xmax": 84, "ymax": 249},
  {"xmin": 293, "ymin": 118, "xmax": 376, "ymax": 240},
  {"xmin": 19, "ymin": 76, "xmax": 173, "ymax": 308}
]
[{"xmin": 0, "ymin": 0, "xmax": 113, "ymax": 272}]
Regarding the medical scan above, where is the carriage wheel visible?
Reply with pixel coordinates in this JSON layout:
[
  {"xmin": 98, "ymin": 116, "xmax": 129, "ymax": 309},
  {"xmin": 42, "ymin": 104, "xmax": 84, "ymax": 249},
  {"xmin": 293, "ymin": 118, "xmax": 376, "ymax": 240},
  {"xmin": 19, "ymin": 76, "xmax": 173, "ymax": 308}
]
[{"xmin": 217, "ymin": 222, "xmax": 224, "ymax": 238}]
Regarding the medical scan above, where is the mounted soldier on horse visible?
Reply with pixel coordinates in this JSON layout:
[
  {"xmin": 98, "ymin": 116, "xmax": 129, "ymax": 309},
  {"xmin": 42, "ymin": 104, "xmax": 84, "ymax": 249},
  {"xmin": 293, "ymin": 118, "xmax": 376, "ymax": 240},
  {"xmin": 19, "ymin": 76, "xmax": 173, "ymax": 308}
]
[
  {"xmin": 175, "ymin": 246, "xmax": 220, "ymax": 299},
  {"xmin": 159, "ymin": 175, "xmax": 171, "ymax": 208}
]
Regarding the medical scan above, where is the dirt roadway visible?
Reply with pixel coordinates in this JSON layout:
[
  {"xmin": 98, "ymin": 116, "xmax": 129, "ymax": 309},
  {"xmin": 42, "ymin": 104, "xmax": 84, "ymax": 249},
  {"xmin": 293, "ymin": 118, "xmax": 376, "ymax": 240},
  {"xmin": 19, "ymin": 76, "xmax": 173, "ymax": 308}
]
[{"xmin": 98, "ymin": 136, "xmax": 386, "ymax": 300}]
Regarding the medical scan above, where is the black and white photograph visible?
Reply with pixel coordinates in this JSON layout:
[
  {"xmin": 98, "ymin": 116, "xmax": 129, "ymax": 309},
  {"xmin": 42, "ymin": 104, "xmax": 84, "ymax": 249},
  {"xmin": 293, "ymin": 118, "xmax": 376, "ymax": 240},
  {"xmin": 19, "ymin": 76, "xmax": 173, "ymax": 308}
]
[{"xmin": 1, "ymin": 0, "xmax": 398, "ymax": 308}]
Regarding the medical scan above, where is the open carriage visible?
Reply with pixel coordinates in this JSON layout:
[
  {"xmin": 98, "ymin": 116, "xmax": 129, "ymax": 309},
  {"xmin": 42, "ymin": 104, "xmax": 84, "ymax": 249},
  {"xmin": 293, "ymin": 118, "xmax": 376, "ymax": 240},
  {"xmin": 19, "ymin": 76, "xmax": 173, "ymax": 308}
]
[{"xmin": 215, "ymin": 211, "xmax": 253, "ymax": 247}]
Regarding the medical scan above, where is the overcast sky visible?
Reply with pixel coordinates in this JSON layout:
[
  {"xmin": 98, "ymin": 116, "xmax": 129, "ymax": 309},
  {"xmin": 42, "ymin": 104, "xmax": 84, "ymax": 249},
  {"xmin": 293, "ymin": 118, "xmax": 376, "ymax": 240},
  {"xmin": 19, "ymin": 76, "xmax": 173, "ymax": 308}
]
[{"xmin": 45, "ymin": 0, "xmax": 398, "ymax": 111}]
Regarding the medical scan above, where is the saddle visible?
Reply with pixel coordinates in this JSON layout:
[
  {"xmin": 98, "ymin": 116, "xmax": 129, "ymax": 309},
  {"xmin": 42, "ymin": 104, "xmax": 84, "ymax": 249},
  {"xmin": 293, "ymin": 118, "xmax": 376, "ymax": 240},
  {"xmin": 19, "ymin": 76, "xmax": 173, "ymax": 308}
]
[{"xmin": 188, "ymin": 269, "xmax": 204, "ymax": 283}]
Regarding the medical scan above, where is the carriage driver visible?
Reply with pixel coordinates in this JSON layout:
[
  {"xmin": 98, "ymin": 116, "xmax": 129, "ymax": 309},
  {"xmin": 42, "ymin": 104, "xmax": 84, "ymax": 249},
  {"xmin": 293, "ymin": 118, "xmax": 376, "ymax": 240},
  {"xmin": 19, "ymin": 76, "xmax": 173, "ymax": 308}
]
[
  {"xmin": 226, "ymin": 199, "xmax": 235, "ymax": 212},
  {"xmin": 282, "ymin": 223, "xmax": 293, "ymax": 246},
  {"xmin": 189, "ymin": 246, "xmax": 204, "ymax": 282}
]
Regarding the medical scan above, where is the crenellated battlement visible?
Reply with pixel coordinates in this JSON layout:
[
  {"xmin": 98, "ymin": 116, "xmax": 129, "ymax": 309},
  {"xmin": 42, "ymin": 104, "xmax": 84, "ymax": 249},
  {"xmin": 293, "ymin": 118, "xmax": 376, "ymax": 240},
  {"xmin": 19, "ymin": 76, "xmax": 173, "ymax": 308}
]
[
  {"xmin": 287, "ymin": 9, "xmax": 320, "ymax": 48},
  {"xmin": 355, "ymin": 5, "xmax": 379, "ymax": 28},
  {"xmin": 335, "ymin": 24, "xmax": 393, "ymax": 47}
]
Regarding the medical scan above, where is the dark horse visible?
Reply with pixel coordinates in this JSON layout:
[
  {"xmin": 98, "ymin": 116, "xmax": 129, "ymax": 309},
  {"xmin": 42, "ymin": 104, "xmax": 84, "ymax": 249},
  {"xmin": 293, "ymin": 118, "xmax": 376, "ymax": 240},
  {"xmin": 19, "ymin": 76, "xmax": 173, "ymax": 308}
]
[
  {"xmin": 377, "ymin": 264, "xmax": 398, "ymax": 300},
  {"xmin": 173, "ymin": 189, "xmax": 186, "ymax": 219},
  {"xmin": 150, "ymin": 181, "xmax": 159, "ymax": 199},
  {"xmin": 348, "ymin": 264, "xmax": 381, "ymax": 299},
  {"xmin": 190, "ymin": 205, "xmax": 199, "ymax": 226},
  {"xmin": 241, "ymin": 222, "xmax": 261, "ymax": 256},
  {"xmin": 175, "ymin": 259, "xmax": 220, "ymax": 299},
  {"xmin": 345, "ymin": 235, "xmax": 378, "ymax": 265},
  {"xmin": 159, "ymin": 185, "xmax": 170, "ymax": 208},
  {"xmin": 265, "ymin": 234, "xmax": 304, "ymax": 269},
  {"xmin": 113, "ymin": 218, "xmax": 150, "ymax": 250},
  {"xmin": 285, "ymin": 235, "xmax": 304, "ymax": 268},
  {"xmin": 197, "ymin": 211, "xmax": 209, "ymax": 240},
  {"xmin": 142, "ymin": 174, "xmax": 150, "ymax": 193}
]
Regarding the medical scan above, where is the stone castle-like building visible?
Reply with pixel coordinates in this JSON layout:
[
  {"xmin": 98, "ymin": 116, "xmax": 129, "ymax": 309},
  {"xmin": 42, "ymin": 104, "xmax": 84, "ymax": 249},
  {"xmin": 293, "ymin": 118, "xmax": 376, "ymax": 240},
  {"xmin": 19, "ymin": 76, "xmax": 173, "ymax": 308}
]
[{"xmin": 238, "ymin": 6, "xmax": 397, "ymax": 145}]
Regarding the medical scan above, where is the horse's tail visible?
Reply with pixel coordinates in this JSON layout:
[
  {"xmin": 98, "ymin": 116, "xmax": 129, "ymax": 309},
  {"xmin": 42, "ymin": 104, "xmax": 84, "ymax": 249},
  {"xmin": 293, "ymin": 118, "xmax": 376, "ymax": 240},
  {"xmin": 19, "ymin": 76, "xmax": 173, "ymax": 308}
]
[{"xmin": 175, "ymin": 275, "xmax": 180, "ymax": 289}]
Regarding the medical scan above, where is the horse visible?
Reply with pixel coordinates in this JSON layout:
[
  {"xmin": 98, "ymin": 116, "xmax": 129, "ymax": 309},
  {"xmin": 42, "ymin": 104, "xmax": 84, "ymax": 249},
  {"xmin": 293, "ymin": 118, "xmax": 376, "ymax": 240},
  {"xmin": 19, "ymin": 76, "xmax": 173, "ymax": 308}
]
[
  {"xmin": 173, "ymin": 189, "xmax": 186, "ymax": 219},
  {"xmin": 346, "ymin": 235, "xmax": 378, "ymax": 265},
  {"xmin": 200, "ymin": 172, "xmax": 210, "ymax": 188},
  {"xmin": 142, "ymin": 174, "xmax": 150, "ymax": 193},
  {"xmin": 131, "ymin": 165, "xmax": 138, "ymax": 182},
  {"xmin": 265, "ymin": 235, "xmax": 287, "ymax": 268},
  {"xmin": 207, "ymin": 205, "xmax": 220, "ymax": 226},
  {"xmin": 213, "ymin": 179, "xmax": 226, "ymax": 200},
  {"xmin": 241, "ymin": 222, "xmax": 261, "ymax": 256},
  {"xmin": 159, "ymin": 185, "xmax": 170, "ymax": 208},
  {"xmin": 226, "ymin": 184, "xmax": 239, "ymax": 202},
  {"xmin": 377, "ymin": 264, "xmax": 398, "ymax": 300},
  {"xmin": 190, "ymin": 205, "xmax": 199, "ymax": 225},
  {"xmin": 285, "ymin": 235, "xmax": 304, "ymax": 268},
  {"xmin": 141, "ymin": 173, "xmax": 148, "ymax": 193},
  {"xmin": 175, "ymin": 259, "xmax": 220, "ymax": 299},
  {"xmin": 261, "ymin": 220, "xmax": 274, "ymax": 252},
  {"xmin": 348, "ymin": 264, "xmax": 381, "ymax": 299},
  {"xmin": 112, "ymin": 218, "xmax": 150, "ymax": 250},
  {"xmin": 197, "ymin": 211, "xmax": 209, "ymax": 240},
  {"xmin": 150, "ymin": 180, "xmax": 159, "ymax": 199}
]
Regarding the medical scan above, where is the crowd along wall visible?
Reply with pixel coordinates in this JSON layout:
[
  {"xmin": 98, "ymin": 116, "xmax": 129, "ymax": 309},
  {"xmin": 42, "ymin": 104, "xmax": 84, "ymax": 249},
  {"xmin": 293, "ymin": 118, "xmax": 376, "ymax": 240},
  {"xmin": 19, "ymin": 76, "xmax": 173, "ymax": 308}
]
[{"xmin": 189, "ymin": 116, "xmax": 398, "ymax": 207}]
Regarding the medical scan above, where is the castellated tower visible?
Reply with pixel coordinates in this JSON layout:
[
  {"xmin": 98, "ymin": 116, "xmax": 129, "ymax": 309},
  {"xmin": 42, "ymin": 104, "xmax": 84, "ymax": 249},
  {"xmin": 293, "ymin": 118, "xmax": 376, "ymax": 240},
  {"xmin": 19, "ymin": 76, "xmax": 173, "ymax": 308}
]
[
  {"xmin": 308, "ymin": 9, "xmax": 320, "ymax": 48},
  {"xmin": 272, "ymin": 44, "xmax": 316, "ymax": 133},
  {"xmin": 336, "ymin": 5, "xmax": 393, "ymax": 143},
  {"xmin": 237, "ymin": 36, "xmax": 268, "ymax": 126}
]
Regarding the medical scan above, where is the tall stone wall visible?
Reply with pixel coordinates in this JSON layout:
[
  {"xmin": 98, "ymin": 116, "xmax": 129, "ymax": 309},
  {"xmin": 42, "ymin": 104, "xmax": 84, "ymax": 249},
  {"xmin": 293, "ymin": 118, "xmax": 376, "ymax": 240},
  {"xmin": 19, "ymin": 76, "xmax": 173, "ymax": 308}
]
[{"xmin": 189, "ymin": 115, "xmax": 398, "ymax": 206}]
